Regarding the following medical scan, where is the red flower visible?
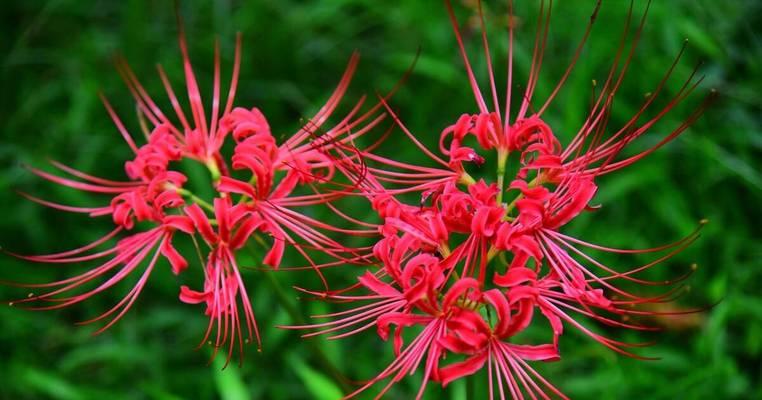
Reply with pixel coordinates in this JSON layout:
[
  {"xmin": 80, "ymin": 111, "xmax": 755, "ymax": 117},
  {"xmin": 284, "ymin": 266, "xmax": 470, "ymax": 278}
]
[
  {"xmin": 437, "ymin": 289, "xmax": 563, "ymax": 398},
  {"xmin": 8, "ymin": 175, "xmax": 194, "ymax": 333},
  {"xmin": 5, "ymin": 1, "xmax": 713, "ymax": 396},
  {"xmin": 180, "ymin": 198, "xmax": 262, "ymax": 362},
  {"xmin": 6, "ymin": 23, "xmax": 381, "ymax": 366},
  {"xmin": 294, "ymin": 0, "xmax": 712, "ymax": 398}
]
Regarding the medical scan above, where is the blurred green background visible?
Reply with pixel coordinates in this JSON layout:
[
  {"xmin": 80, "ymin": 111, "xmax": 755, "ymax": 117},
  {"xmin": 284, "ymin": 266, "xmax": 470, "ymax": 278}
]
[{"xmin": 1, "ymin": 0, "xmax": 760, "ymax": 399}]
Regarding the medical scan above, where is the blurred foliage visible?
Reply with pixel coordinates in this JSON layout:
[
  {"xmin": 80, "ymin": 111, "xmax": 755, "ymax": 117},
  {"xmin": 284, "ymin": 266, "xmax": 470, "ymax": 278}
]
[{"xmin": 1, "ymin": 0, "xmax": 760, "ymax": 399}]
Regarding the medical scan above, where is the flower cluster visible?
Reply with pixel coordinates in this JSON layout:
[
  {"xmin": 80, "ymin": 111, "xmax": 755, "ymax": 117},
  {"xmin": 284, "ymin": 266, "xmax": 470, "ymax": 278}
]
[
  {"xmin": 10, "ymin": 31, "xmax": 382, "ymax": 364},
  {"xmin": 6, "ymin": 1, "xmax": 714, "ymax": 398},
  {"xmin": 289, "ymin": 1, "xmax": 713, "ymax": 398}
]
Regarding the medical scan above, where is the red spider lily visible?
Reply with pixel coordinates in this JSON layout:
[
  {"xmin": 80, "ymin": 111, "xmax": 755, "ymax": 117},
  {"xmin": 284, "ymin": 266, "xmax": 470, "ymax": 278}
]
[
  {"xmin": 436, "ymin": 289, "xmax": 564, "ymax": 399},
  {"xmin": 341, "ymin": 278, "xmax": 481, "ymax": 400},
  {"xmin": 179, "ymin": 198, "xmax": 262, "ymax": 361},
  {"xmin": 293, "ymin": 0, "xmax": 712, "ymax": 398},
  {"xmin": 7, "ymin": 172, "xmax": 194, "ymax": 334},
  {"xmin": 5, "ymin": 20, "xmax": 384, "ymax": 366}
]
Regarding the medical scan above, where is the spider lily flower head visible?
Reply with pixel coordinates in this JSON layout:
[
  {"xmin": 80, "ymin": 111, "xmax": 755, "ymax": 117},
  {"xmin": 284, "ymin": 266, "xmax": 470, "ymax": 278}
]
[
  {"xmin": 293, "ymin": 0, "xmax": 713, "ymax": 398},
  {"xmin": 5, "ymin": 20, "xmax": 382, "ymax": 365}
]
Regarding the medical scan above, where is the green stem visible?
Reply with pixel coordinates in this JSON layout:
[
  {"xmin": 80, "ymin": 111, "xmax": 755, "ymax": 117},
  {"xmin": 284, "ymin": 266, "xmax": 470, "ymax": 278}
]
[
  {"xmin": 206, "ymin": 158, "xmax": 222, "ymax": 183},
  {"xmin": 496, "ymin": 149, "xmax": 508, "ymax": 205},
  {"xmin": 175, "ymin": 187, "xmax": 214, "ymax": 212},
  {"xmin": 504, "ymin": 193, "xmax": 523, "ymax": 216},
  {"xmin": 466, "ymin": 373, "xmax": 477, "ymax": 400},
  {"xmin": 459, "ymin": 172, "xmax": 476, "ymax": 186}
]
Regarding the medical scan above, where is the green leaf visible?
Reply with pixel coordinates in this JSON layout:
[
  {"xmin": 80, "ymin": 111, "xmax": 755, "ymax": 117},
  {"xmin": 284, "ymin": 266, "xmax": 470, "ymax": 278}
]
[
  {"xmin": 288, "ymin": 355, "xmax": 344, "ymax": 400},
  {"xmin": 17, "ymin": 366, "xmax": 82, "ymax": 400},
  {"xmin": 212, "ymin": 356, "xmax": 249, "ymax": 400}
]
